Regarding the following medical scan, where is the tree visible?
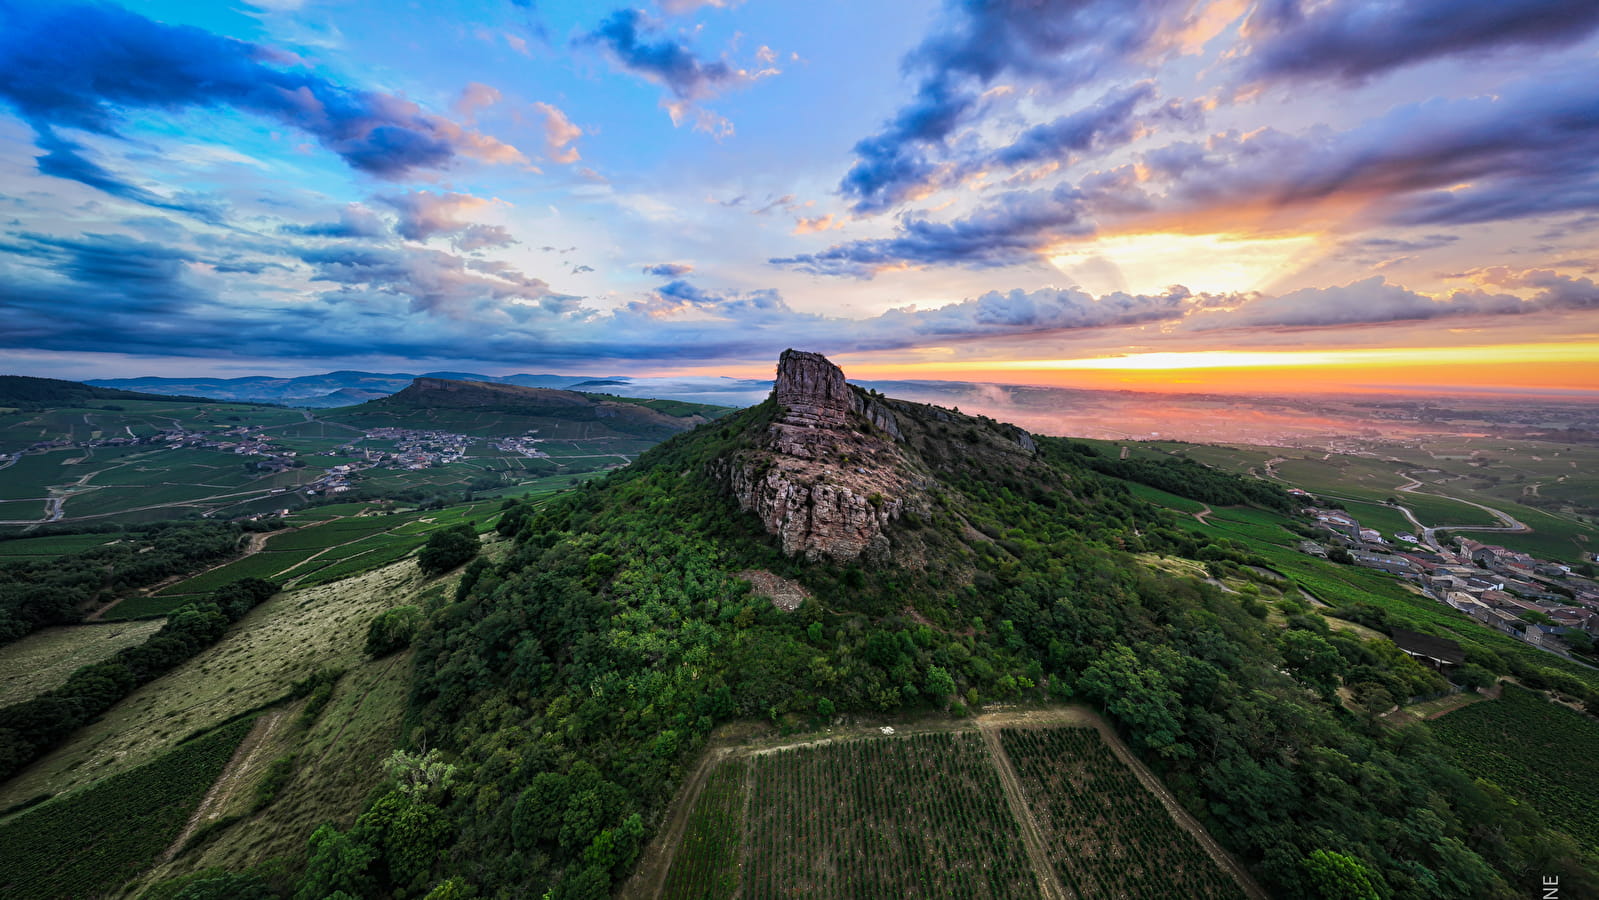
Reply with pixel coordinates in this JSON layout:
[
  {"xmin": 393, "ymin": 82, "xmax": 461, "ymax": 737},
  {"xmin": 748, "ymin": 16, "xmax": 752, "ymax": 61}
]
[
  {"xmin": 1454, "ymin": 663, "xmax": 1496, "ymax": 693},
  {"xmin": 1301, "ymin": 849, "xmax": 1383, "ymax": 900},
  {"xmin": 1281, "ymin": 630, "xmax": 1345, "ymax": 700},
  {"xmin": 385, "ymin": 747, "xmax": 456, "ymax": 802},
  {"xmin": 366, "ymin": 606, "xmax": 422, "ymax": 657},
  {"xmin": 1077, "ymin": 644, "xmax": 1186, "ymax": 756},
  {"xmin": 924, "ymin": 666, "xmax": 956, "ymax": 703},
  {"xmin": 294, "ymin": 824, "xmax": 376, "ymax": 900},
  {"xmin": 418, "ymin": 525, "xmax": 479, "ymax": 576}
]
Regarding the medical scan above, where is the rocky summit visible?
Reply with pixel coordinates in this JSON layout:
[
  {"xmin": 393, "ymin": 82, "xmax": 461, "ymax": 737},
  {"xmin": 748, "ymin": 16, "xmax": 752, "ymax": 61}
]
[{"xmin": 719, "ymin": 350, "xmax": 927, "ymax": 563}]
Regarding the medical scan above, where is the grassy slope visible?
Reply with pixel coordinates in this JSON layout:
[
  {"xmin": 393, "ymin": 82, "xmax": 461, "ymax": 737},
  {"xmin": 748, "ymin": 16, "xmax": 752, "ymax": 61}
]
[
  {"xmin": 0, "ymin": 621, "xmax": 166, "ymax": 706},
  {"xmin": 128, "ymin": 650, "xmax": 417, "ymax": 892},
  {"xmin": 0, "ymin": 554, "xmax": 439, "ymax": 812}
]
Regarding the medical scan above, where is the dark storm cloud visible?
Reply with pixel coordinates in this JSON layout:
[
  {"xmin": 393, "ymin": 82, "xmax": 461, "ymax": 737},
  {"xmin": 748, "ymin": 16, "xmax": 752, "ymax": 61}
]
[
  {"xmin": 774, "ymin": 184, "xmax": 1091, "ymax": 277},
  {"xmin": 0, "ymin": 231, "xmax": 206, "ymax": 313},
  {"xmin": 1242, "ymin": 0, "xmax": 1599, "ymax": 84},
  {"xmin": 839, "ymin": 0, "xmax": 1187, "ymax": 213},
  {"xmin": 579, "ymin": 9, "xmax": 744, "ymax": 100},
  {"xmin": 0, "ymin": 0, "xmax": 522, "ymax": 196}
]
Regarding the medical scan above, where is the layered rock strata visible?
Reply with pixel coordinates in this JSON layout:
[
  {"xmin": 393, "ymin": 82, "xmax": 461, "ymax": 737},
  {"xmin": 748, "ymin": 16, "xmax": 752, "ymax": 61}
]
[{"xmin": 726, "ymin": 350, "xmax": 912, "ymax": 562}]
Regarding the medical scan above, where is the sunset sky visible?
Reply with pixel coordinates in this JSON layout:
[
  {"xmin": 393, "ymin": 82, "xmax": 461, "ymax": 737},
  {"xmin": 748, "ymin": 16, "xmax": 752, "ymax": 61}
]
[{"xmin": 1, "ymin": 0, "xmax": 1597, "ymax": 393}]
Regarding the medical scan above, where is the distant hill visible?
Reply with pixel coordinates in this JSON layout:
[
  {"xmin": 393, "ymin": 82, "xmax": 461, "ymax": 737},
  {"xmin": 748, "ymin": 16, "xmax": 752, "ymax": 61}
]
[
  {"xmin": 87, "ymin": 370, "xmax": 625, "ymax": 407},
  {"xmin": 0, "ymin": 375, "xmax": 216, "ymax": 411},
  {"xmin": 321, "ymin": 377, "xmax": 731, "ymax": 439}
]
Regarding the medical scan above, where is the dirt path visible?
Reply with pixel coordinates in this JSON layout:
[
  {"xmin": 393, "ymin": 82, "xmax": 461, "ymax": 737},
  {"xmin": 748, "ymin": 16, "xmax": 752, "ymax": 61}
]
[
  {"xmin": 88, "ymin": 531, "xmax": 277, "ymax": 620},
  {"xmin": 977, "ymin": 722, "xmax": 1069, "ymax": 900},
  {"xmin": 161, "ymin": 708, "xmax": 289, "ymax": 862},
  {"xmin": 1193, "ymin": 504, "xmax": 1214, "ymax": 525},
  {"xmin": 618, "ymin": 745, "xmax": 737, "ymax": 900}
]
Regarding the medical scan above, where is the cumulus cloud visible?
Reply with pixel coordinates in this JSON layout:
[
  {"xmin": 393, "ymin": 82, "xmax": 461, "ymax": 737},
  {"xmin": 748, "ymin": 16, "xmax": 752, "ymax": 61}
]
[
  {"xmin": 1206, "ymin": 277, "xmax": 1518, "ymax": 328},
  {"xmin": 796, "ymin": 65, "xmax": 1599, "ymax": 277},
  {"xmin": 0, "ymin": 231, "xmax": 206, "ymax": 315},
  {"xmin": 0, "ymin": 0, "xmax": 525, "ymax": 200},
  {"xmin": 658, "ymin": 0, "xmax": 742, "ymax": 13},
  {"xmin": 578, "ymin": 8, "xmax": 765, "ymax": 129},
  {"xmin": 379, "ymin": 191, "xmax": 514, "ymax": 248},
  {"xmin": 1241, "ymin": 0, "xmax": 1599, "ymax": 85},
  {"xmin": 1146, "ymin": 67, "xmax": 1599, "ymax": 230},
  {"xmin": 29, "ymin": 126, "xmax": 226, "ymax": 223},
  {"xmin": 641, "ymin": 262, "xmax": 694, "ymax": 277},
  {"xmin": 298, "ymin": 243, "xmax": 570, "ymax": 317},
  {"xmin": 773, "ymin": 183, "xmax": 1092, "ymax": 276},
  {"xmin": 281, "ymin": 203, "xmax": 390, "ymax": 239},
  {"xmin": 792, "ymin": 214, "xmax": 844, "ymax": 235},
  {"xmin": 453, "ymin": 82, "xmax": 503, "ymax": 120},
  {"xmin": 3, "ymin": 213, "xmax": 1591, "ymax": 367},
  {"xmin": 531, "ymin": 101, "xmax": 582, "ymax": 163}
]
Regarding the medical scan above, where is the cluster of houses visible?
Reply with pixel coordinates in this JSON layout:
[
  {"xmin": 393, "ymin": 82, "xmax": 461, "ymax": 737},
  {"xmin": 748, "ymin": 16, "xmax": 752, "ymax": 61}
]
[
  {"xmin": 28, "ymin": 423, "xmax": 284, "ymax": 457},
  {"xmin": 352, "ymin": 427, "xmax": 482, "ymax": 470},
  {"xmin": 1301, "ymin": 501, "xmax": 1599, "ymax": 657}
]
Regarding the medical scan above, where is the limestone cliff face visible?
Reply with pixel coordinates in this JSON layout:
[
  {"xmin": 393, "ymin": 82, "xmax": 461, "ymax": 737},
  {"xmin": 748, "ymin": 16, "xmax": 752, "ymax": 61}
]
[{"xmin": 725, "ymin": 350, "xmax": 914, "ymax": 562}]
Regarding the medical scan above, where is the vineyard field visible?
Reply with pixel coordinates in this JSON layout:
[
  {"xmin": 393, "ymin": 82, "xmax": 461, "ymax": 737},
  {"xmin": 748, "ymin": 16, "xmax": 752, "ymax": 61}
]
[
  {"xmin": 1430, "ymin": 685, "xmax": 1599, "ymax": 848},
  {"xmin": 999, "ymin": 727, "xmax": 1246, "ymax": 900},
  {"xmin": 739, "ymin": 732, "xmax": 1038, "ymax": 899},
  {"xmin": 0, "ymin": 716, "xmax": 254, "ymax": 898},
  {"xmin": 661, "ymin": 757, "xmax": 746, "ymax": 900}
]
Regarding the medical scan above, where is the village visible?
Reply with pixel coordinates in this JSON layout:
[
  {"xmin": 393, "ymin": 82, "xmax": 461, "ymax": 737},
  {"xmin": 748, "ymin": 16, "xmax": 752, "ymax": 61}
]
[
  {"xmin": 10, "ymin": 422, "xmax": 554, "ymax": 502},
  {"xmin": 1300, "ymin": 495, "xmax": 1599, "ymax": 663}
]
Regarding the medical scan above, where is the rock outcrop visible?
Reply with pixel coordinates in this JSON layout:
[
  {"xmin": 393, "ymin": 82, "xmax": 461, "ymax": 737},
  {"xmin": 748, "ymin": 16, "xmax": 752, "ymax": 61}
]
[
  {"xmin": 725, "ymin": 350, "xmax": 915, "ymax": 562},
  {"xmin": 772, "ymin": 350, "xmax": 853, "ymax": 428}
]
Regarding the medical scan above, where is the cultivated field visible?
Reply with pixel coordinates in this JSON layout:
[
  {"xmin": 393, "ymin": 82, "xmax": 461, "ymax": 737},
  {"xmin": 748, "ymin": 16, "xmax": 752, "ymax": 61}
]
[
  {"xmin": 0, "ymin": 556, "xmax": 429, "ymax": 811},
  {"xmin": 742, "ymin": 732, "xmax": 1038, "ymax": 899},
  {"xmin": 660, "ymin": 757, "xmax": 747, "ymax": 900},
  {"xmin": 1000, "ymin": 727, "xmax": 1244, "ymax": 900},
  {"xmin": 0, "ymin": 716, "xmax": 255, "ymax": 898},
  {"xmin": 128, "ymin": 648, "xmax": 417, "ymax": 892},
  {"xmin": 648, "ymin": 712, "xmax": 1254, "ymax": 900},
  {"xmin": 1128, "ymin": 437, "xmax": 1598, "ymax": 566},
  {"xmin": 1431, "ymin": 685, "xmax": 1599, "ymax": 848}
]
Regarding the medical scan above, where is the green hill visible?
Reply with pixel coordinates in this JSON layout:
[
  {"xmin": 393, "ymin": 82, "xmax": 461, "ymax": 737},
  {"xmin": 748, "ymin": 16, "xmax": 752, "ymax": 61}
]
[
  {"xmin": 0, "ymin": 375, "xmax": 217, "ymax": 411},
  {"xmin": 322, "ymin": 377, "xmax": 731, "ymax": 440}
]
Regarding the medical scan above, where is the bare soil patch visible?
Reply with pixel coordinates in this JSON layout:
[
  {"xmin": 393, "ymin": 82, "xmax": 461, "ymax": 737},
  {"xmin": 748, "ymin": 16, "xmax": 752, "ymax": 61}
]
[{"xmin": 737, "ymin": 568, "xmax": 810, "ymax": 611}]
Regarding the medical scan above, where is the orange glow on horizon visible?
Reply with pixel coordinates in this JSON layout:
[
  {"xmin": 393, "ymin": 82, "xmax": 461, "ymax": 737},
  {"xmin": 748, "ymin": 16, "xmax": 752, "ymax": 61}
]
[{"xmin": 643, "ymin": 341, "xmax": 1599, "ymax": 396}]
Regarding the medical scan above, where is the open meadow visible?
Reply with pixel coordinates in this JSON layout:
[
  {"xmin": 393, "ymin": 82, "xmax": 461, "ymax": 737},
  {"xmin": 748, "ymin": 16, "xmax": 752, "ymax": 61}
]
[{"xmin": 0, "ymin": 621, "xmax": 166, "ymax": 706}]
